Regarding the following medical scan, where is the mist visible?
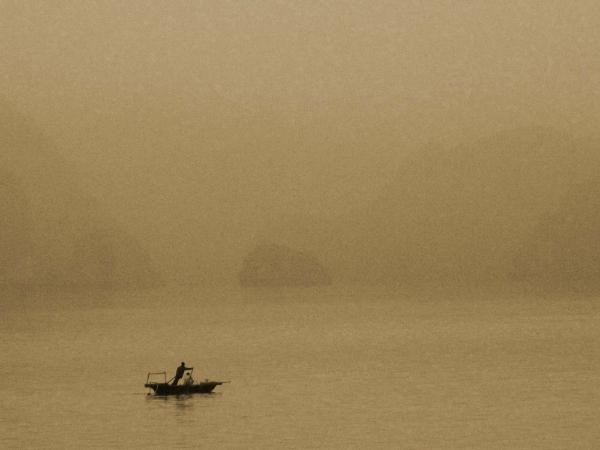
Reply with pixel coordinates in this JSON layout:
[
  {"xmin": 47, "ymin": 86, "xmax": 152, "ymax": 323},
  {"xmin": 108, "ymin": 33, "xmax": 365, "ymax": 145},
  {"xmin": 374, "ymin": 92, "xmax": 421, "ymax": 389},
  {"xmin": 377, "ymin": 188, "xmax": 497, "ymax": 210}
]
[{"xmin": 2, "ymin": 1, "xmax": 600, "ymax": 290}]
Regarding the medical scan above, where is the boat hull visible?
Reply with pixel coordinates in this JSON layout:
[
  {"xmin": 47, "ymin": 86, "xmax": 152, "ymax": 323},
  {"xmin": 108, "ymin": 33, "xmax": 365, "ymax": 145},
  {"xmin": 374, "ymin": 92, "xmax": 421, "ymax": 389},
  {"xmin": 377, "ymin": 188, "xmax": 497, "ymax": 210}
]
[{"xmin": 145, "ymin": 381, "xmax": 224, "ymax": 395}]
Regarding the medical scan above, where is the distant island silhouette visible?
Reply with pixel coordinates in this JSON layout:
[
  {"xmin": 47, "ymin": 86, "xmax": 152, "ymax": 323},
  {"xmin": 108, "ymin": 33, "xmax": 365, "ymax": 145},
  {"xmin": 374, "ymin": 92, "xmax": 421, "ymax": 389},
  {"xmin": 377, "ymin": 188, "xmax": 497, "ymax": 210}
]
[{"xmin": 239, "ymin": 243, "xmax": 331, "ymax": 287}]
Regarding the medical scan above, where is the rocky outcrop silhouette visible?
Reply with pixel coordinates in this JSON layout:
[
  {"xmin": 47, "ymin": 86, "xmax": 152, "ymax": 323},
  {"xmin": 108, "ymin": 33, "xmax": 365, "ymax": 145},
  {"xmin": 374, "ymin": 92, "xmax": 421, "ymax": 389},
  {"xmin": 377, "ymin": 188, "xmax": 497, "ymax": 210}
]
[
  {"xmin": 0, "ymin": 169, "xmax": 32, "ymax": 285},
  {"xmin": 239, "ymin": 243, "xmax": 331, "ymax": 287},
  {"xmin": 513, "ymin": 178, "xmax": 600, "ymax": 290}
]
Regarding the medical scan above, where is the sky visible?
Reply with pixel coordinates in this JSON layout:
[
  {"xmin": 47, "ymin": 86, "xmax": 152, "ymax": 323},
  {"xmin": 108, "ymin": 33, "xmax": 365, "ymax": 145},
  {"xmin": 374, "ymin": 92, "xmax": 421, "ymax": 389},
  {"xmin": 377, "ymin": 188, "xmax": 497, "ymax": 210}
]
[{"xmin": 2, "ymin": 0, "xmax": 600, "ymax": 283}]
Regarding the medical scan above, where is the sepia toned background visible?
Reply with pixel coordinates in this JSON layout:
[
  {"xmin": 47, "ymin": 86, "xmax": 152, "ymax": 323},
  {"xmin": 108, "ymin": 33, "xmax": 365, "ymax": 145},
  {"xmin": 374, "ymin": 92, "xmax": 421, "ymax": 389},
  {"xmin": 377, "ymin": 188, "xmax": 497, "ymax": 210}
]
[
  {"xmin": 1, "ymin": 1, "xmax": 599, "ymax": 448},
  {"xmin": 3, "ymin": 0, "xmax": 600, "ymax": 289}
]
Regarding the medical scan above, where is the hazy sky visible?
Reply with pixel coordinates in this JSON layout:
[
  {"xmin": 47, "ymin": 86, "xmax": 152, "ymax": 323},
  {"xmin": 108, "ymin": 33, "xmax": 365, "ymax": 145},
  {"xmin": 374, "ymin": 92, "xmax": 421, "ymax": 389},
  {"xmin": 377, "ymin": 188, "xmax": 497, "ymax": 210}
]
[
  {"xmin": 2, "ymin": 1, "xmax": 600, "ymax": 281},
  {"xmin": 3, "ymin": 2, "xmax": 599, "ymax": 205}
]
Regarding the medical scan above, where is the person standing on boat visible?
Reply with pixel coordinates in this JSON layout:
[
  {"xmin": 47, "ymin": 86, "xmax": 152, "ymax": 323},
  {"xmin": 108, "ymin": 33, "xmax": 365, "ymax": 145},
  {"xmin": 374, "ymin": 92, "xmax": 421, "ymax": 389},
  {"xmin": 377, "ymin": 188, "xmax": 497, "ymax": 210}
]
[{"xmin": 172, "ymin": 362, "xmax": 193, "ymax": 385}]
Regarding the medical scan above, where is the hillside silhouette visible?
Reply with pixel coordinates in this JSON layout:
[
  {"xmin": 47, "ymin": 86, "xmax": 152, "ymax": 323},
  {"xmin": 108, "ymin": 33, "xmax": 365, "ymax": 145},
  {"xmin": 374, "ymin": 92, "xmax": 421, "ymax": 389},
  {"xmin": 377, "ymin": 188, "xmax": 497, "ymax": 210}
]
[
  {"xmin": 0, "ymin": 99, "xmax": 160, "ymax": 289},
  {"xmin": 262, "ymin": 127, "xmax": 600, "ymax": 288}
]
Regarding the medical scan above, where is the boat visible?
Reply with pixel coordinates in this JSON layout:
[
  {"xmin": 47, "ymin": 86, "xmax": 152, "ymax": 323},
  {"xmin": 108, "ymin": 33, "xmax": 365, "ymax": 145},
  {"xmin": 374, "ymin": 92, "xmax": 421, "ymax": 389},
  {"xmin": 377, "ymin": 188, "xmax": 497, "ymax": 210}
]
[{"xmin": 144, "ymin": 370, "xmax": 228, "ymax": 395}]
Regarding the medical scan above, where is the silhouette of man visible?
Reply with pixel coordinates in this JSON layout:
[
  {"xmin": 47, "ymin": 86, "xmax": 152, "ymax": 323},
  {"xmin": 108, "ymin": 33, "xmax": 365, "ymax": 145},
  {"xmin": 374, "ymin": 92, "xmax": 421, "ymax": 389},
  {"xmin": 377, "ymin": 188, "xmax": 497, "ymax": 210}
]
[{"xmin": 172, "ymin": 362, "xmax": 193, "ymax": 385}]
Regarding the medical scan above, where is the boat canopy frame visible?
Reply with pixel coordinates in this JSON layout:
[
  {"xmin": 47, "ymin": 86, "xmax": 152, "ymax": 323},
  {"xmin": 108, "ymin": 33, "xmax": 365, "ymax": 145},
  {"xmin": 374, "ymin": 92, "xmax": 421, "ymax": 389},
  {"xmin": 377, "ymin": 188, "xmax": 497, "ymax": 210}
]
[
  {"xmin": 146, "ymin": 371, "xmax": 167, "ymax": 385},
  {"xmin": 146, "ymin": 368, "xmax": 195, "ymax": 385}
]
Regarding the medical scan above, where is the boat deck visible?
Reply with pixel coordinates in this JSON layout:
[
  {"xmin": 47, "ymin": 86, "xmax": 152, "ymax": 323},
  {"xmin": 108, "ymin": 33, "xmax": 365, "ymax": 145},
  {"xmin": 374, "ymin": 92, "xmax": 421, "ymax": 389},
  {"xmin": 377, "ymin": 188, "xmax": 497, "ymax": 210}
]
[{"xmin": 145, "ymin": 381, "xmax": 225, "ymax": 395}]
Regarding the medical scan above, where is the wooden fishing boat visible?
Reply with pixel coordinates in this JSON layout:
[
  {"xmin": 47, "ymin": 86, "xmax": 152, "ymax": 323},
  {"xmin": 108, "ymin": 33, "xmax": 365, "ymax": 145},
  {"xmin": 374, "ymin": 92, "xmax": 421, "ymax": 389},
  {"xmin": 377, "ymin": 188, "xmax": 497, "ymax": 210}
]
[{"xmin": 145, "ymin": 370, "xmax": 227, "ymax": 396}]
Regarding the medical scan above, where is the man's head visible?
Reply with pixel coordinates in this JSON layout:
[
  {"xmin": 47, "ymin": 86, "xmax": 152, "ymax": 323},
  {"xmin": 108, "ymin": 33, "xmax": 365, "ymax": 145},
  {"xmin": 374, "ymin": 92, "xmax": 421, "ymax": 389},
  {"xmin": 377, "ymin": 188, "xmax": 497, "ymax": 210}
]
[{"xmin": 180, "ymin": 362, "xmax": 185, "ymax": 366}]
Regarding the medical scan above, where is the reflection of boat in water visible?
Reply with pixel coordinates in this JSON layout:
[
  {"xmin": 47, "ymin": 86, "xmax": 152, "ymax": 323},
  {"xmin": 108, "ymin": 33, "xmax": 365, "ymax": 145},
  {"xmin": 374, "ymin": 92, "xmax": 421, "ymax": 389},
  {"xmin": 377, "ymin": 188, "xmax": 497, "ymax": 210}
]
[{"xmin": 144, "ymin": 370, "xmax": 228, "ymax": 396}]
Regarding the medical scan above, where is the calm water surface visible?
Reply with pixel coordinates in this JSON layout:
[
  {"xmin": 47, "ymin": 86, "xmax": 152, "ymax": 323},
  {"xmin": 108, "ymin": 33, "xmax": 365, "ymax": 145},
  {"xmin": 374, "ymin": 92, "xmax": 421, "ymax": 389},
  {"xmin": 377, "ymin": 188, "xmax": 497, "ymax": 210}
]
[{"xmin": 1, "ymin": 285, "xmax": 598, "ymax": 449}]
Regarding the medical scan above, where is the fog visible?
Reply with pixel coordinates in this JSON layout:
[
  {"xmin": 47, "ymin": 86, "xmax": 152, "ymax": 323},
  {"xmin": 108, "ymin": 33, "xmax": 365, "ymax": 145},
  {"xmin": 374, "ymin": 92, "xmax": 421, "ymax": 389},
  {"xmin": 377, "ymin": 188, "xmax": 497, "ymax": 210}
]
[{"xmin": 2, "ymin": 1, "xmax": 600, "ymax": 289}]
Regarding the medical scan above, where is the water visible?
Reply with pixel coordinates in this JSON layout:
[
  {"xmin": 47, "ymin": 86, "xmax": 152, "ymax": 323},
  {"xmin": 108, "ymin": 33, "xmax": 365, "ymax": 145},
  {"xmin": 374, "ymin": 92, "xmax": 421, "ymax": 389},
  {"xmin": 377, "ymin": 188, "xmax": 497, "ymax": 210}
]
[{"xmin": 1, "ymin": 285, "xmax": 598, "ymax": 449}]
